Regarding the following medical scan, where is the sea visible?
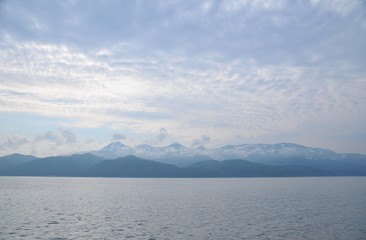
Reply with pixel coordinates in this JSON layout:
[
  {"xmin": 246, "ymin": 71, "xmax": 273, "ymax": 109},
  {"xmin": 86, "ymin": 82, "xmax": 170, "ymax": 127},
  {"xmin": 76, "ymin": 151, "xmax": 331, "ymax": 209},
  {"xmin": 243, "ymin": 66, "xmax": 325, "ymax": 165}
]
[{"xmin": 0, "ymin": 176, "xmax": 365, "ymax": 240}]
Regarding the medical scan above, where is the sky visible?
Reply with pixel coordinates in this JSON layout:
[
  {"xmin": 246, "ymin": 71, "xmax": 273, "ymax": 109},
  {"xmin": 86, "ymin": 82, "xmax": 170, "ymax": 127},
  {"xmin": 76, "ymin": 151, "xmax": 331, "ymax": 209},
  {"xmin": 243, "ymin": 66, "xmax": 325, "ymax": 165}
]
[{"xmin": 0, "ymin": 0, "xmax": 365, "ymax": 157}]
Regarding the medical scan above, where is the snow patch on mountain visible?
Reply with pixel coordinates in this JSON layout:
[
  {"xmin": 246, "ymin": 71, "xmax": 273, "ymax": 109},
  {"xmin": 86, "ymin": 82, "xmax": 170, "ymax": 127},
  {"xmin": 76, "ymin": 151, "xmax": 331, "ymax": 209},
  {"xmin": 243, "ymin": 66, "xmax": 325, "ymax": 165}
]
[{"xmin": 91, "ymin": 141, "xmax": 343, "ymax": 164}]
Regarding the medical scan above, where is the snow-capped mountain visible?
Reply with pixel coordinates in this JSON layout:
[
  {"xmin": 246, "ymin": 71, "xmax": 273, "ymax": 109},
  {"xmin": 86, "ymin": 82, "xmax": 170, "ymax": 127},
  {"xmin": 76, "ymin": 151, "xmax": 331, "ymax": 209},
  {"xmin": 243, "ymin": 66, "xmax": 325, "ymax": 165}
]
[
  {"xmin": 92, "ymin": 142, "xmax": 134, "ymax": 159},
  {"xmin": 93, "ymin": 142, "xmax": 196, "ymax": 161},
  {"xmin": 134, "ymin": 143, "xmax": 195, "ymax": 160},
  {"xmin": 91, "ymin": 142, "xmax": 346, "ymax": 165},
  {"xmin": 210, "ymin": 143, "xmax": 338, "ymax": 161}
]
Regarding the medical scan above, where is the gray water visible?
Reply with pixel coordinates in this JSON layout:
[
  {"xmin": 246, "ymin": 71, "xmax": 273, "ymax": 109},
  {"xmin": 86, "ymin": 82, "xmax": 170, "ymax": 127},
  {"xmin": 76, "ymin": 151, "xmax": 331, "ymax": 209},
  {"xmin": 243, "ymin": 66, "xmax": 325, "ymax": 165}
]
[{"xmin": 0, "ymin": 177, "xmax": 365, "ymax": 240}]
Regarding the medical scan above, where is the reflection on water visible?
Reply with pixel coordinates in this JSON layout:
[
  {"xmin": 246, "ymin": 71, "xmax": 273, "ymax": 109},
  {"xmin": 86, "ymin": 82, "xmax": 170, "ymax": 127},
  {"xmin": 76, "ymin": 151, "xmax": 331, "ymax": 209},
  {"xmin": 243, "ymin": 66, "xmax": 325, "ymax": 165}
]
[{"xmin": 1, "ymin": 177, "xmax": 366, "ymax": 240}]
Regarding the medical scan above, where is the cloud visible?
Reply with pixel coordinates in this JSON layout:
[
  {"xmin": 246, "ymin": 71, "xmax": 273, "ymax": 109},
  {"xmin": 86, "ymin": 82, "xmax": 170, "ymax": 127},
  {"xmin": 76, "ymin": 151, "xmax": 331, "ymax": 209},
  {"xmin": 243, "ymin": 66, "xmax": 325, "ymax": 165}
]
[
  {"xmin": 112, "ymin": 133, "xmax": 126, "ymax": 141},
  {"xmin": 59, "ymin": 129, "xmax": 77, "ymax": 143},
  {"xmin": 36, "ymin": 131, "xmax": 57, "ymax": 142},
  {"xmin": 0, "ymin": 136, "xmax": 29, "ymax": 150},
  {"xmin": 1, "ymin": 0, "xmax": 365, "ymax": 69},
  {"xmin": 35, "ymin": 129, "xmax": 77, "ymax": 145},
  {"xmin": 222, "ymin": 0, "xmax": 286, "ymax": 12},
  {"xmin": 0, "ymin": 128, "xmax": 100, "ymax": 157},
  {"xmin": 192, "ymin": 135, "xmax": 211, "ymax": 147},
  {"xmin": 0, "ymin": 0, "xmax": 365, "ymax": 154},
  {"xmin": 309, "ymin": 0, "xmax": 363, "ymax": 17},
  {"xmin": 0, "ymin": 40, "xmax": 365, "ymax": 147},
  {"xmin": 141, "ymin": 128, "xmax": 170, "ymax": 146},
  {"xmin": 156, "ymin": 128, "xmax": 168, "ymax": 142}
]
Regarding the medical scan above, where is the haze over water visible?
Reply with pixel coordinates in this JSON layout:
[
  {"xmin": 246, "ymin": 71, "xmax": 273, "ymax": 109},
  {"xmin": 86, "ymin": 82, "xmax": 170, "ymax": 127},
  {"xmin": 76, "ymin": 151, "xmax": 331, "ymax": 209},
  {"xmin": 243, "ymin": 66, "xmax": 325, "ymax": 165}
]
[{"xmin": 1, "ymin": 177, "xmax": 365, "ymax": 240}]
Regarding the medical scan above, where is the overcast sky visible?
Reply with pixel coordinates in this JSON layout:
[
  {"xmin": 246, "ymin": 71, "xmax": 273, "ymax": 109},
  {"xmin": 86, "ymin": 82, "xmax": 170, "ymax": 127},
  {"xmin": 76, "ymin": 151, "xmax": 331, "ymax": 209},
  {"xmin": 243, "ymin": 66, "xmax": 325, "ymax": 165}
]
[{"xmin": 0, "ymin": 0, "xmax": 365, "ymax": 156}]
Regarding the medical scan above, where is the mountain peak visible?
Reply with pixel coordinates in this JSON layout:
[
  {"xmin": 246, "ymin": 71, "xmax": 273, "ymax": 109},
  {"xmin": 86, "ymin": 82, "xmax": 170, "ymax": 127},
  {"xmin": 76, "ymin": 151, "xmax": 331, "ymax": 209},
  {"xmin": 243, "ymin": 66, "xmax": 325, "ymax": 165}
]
[
  {"xmin": 100, "ymin": 142, "xmax": 132, "ymax": 151},
  {"xmin": 168, "ymin": 143, "xmax": 186, "ymax": 149},
  {"xmin": 276, "ymin": 142, "xmax": 304, "ymax": 148},
  {"xmin": 195, "ymin": 145, "xmax": 207, "ymax": 150},
  {"xmin": 90, "ymin": 142, "xmax": 347, "ymax": 164}
]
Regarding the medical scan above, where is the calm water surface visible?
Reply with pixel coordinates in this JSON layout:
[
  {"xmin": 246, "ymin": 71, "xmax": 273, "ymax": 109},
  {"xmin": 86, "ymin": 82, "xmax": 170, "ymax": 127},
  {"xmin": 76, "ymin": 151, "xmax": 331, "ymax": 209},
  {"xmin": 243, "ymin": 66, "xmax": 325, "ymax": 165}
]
[{"xmin": 0, "ymin": 177, "xmax": 365, "ymax": 240}]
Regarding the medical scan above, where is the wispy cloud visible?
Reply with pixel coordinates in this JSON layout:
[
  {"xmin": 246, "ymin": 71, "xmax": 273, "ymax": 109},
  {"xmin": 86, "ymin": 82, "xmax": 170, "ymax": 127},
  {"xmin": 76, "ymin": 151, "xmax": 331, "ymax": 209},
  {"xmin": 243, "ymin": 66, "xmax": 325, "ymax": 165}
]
[
  {"xmin": 0, "ymin": 0, "xmax": 365, "ymax": 155},
  {"xmin": 156, "ymin": 128, "xmax": 169, "ymax": 142},
  {"xmin": 192, "ymin": 135, "xmax": 211, "ymax": 147},
  {"xmin": 112, "ymin": 133, "xmax": 126, "ymax": 141},
  {"xmin": 0, "ymin": 136, "xmax": 29, "ymax": 150},
  {"xmin": 1, "ymin": 39, "xmax": 365, "ymax": 149},
  {"xmin": 309, "ymin": 0, "xmax": 363, "ymax": 16},
  {"xmin": 0, "ymin": 128, "xmax": 85, "ymax": 157}
]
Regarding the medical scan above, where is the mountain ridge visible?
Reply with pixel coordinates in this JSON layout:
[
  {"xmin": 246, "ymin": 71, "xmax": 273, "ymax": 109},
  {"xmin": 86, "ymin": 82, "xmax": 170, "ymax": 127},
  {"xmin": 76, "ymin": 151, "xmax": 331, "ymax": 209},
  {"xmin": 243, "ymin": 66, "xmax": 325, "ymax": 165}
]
[
  {"xmin": 91, "ymin": 141, "xmax": 364, "ymax": 164},
  {"xmin": 1, "ymin": 142, "xmax": 366, "ymax": 177},
  {"xmin": 0, "ymin": 153, "xmax": 38, "ymax": 169},
  {"xmin": 0, "ymin": 154, "xmax": 338, "ymax": 178}
]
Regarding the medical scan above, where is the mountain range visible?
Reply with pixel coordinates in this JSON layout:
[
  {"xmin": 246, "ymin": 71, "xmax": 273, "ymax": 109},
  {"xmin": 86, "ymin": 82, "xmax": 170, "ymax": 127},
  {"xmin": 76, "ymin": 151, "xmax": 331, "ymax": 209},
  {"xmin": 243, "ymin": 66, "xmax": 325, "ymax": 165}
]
[
  {"xmin": 93, "ymin": 142, "xmax": 366, "ymax": 167},
  {"xmin": 0, "ymin": 142, "xmax": 365, "ymax": 177}
]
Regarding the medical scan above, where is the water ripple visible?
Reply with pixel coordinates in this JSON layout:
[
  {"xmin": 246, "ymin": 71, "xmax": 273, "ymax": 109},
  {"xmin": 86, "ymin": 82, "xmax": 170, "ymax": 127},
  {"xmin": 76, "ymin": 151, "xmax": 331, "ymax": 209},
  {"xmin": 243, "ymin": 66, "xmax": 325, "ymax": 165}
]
[{"xmin": 0, "ymin": 177, "xmax": 365, "ymax": 240}]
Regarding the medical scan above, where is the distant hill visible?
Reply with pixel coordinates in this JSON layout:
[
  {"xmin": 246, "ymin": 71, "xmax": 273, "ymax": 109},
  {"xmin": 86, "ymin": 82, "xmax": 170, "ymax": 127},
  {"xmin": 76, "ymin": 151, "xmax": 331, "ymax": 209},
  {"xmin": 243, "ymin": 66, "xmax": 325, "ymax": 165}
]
[
  {"xmin": 0, "ymin": 154, "xmax": 340, "ymax": 178},
  {"xmin": 189, "ymin": 159, "xmax": 331, "ymax": 177},
  {"xmin": 80, "ymin": 155, "xmax": 187, "ymax": 178},
  {"xmin": 79, "ymin": 156, "xmax": 333, "ymax": 178},
  {"xmin": 0, "ymin": 153, "xmax": 104, "ymax": 176},
  {"xmin": 0, "ymin": 153, "xmax": 37, "ymax": 169}
]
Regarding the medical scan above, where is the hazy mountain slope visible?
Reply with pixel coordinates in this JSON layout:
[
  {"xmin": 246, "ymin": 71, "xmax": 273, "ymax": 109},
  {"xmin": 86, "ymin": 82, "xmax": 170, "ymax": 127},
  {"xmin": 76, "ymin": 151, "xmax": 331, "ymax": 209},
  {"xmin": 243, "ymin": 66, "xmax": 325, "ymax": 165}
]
[
  {"xmin": 80, "ymin": 157, "xmax": 333, "ymax": 178},
  {"xmin": 0, "ymin": 154, "xmax": 361, "ymax": 177},
  {"xmin": 254, "ymin": 157, "xmax": 366, "ymax": 176},
  {"xmin": 0, "ymin": 153, "xmax": 37, "ymax": 169},
  {"xmin": 80, "ymin": 155, "xmax": 187, "ymax": 177},
  {"xmin": 189, "ymin": 159, "xmax": 331, "ymax": 177},
  {"xmin": 1, "ymin": 153, "xmax": 104, "ymax": 176},
  {"xmin": 157, "ymin": 155, "xmax": 214, "ymax": 167}
]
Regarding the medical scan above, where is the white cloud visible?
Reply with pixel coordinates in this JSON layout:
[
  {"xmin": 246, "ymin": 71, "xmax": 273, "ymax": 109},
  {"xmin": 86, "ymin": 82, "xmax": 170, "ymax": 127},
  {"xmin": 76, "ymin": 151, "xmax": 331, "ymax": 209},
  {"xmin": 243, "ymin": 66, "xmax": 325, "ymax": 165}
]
[
  {"xmin": 156, "ymin": 128, "xmax": 169, "ymax": 142},
  {"xmin": 310, "ymin": 0, "xmax": 363, "ymax": 17},
  {"xmin": 221, "ymin": 0, "xmax": 285, "ymax": 12},
  {"xmin": 201, "ymin": 1, "xmax": 214, "ymax": 14},
  {"xmin": 35, "ymin": 128, "xmax": 76, "ymax": 145},
  {"xmin": 112, "ymin": 133, "xmax": 126, "ymax": 141},
  {"xmin": 0, "ymin": 136, "xmax": 29, "ymax": 150},
  {"xmin": 1, "ymin": 40, "xmax": 365, "ymax": 148},
  {"xmin": 0, "ymin": 0, "xmax": 365, "ymax": 154},
  {"xmin": 192, "ymin": 135, "xmax": 211, "ymax": 147},
  {"xmin": 0, "ymin": 128, "xmax": 84, "ymax": 157}
]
